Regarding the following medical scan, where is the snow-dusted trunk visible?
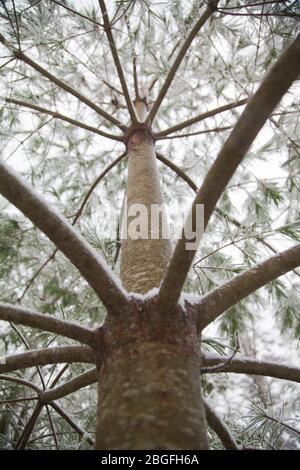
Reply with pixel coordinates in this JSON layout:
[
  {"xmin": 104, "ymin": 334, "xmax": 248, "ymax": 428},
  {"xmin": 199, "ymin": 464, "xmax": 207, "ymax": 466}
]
[
  {"xmin": 95, "ymin": 101, "xmax": 208, "ymax": 450},
  {"xmin": 120, "ymin": 101, "xmax": 171, "ymax": 293}
]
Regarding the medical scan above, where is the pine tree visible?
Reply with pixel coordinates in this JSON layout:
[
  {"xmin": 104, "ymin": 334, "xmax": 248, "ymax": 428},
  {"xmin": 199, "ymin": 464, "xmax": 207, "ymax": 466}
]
[{"xmin": 0, "ymin": 0, "xmax": 299, "ymax": 450}]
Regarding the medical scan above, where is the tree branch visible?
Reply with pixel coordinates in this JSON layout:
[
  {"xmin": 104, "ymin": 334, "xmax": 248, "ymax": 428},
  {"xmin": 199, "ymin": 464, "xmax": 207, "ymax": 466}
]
[
  {"xmin": 0, "ymin": 373, "xmax": 95, "ymax": 447},
  {"xmin": 98, "ymin": 0, "xmax": 137, "ymax": 123},
  {"xmin": 51, "ymin": 0, "xmax": 103, "ymax": 27},
  {"xmin": 0, "ymin": 303, "xmax": 96, "ymax": 345},
  {"xmin": 194, "ymin": 243, "xmax": 300, "ymax": 330},
  {"xmin": 0, "ymin": 374, "xmax": 41, "ymax": 393},
  {"xmin": 0, "ymin": 33, "xmax": 126, "ymax": 131},
  {"xmin": 73, "ymin": 151, "xmax": 127, "ymax": 222},
  {"xmin": 0, "ymin": 346, "xmax": 94, "ymax": 375},
  {"xmin": 3, "ymin": 97, "xmax": 123, "ymax": 141},
  {"xmin": 147, "ymin": 1, "xmax": 220, "ymax": 124},
  {"xmin": 156, "ymin": 125, "xmax": 233, "ymax": 140},
  {"xmin": 204, "ymin": 399, "xmax": 239, "ymax": 450},
  {"xmin": 157, "ymin": 33, "xmax": 300, "ymax": 313},
  {"xmin": 156, "ymin": 152, "xmax": 197, "ymax": 192},
  {"xmin": 202, "ymin": 353, "xmax": 300, "ymax": 383},
  {"xmin": 0, "ymin": 160, "xmax": 129, "ymax": 313},
  {"xmin": 18, "ymin": 152, "xmax": 127, "ymax": 301},
  {"xmin": 156, "ymin": 99, "xmax": 247, "ymax": 137},
  {"xmin": 156, "ymin": 153, "xmax": 283, "ymax": 262},
  {"xmin": 50, "ymin": 402, "xmax": 94, "ymax": 447},
  {"xmin": 40, "ymin": 368, "xmax": 97, "ymax": 403}
]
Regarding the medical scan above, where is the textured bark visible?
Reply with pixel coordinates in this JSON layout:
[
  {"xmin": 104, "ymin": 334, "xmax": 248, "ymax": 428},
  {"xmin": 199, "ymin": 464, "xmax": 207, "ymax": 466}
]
[
  {"xmin": 120, "ymin": 101, "xmax": 171, "ymax": 293},
  {"xmin": 95, "ymin": 300, "xmax": 208, "ymax": 450}
]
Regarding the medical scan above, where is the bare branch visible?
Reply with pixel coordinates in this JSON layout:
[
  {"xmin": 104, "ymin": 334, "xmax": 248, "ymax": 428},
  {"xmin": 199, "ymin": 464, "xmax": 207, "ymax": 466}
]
[
  {"xmin": 3, "ymin": 97, "xmax": 123, "ymax": 141},
  {"xmin": 195, "ymin": 243, "xmax": 300, "ymax": 330},
  {"xmin": 156, "ymin": 99, "xmax": 247, "ymax": 137},
  {"xmin": 40, "ymin": 368, "xmax": 97, "ymax": 403},
  {"xmin": 0, "ymin": 374, "xmax": 41, "ymax": 393},
  {"xmin": 0, "ymin": 161, "xmax": 129, "ymax": 313},
  {"xmin": 15, "ymin": 402, "xmax": 44, "ymax": 449},
  {"xmin": 0, "ymin": 303, "xmax": 96, "ymax": 346},
  {"xmin": 0, "ymin": 33, "xmax": 126, "ymax": 131},
  {"xmin": 156, "ymin": 152, "xmax": 197, "ymax": 192},
  {"xmin": 73, "ymin": 151, "xmax": 127, "ymax": 222},
  {"xmin": 51, "ymin": 0, "xmax": 103, "ymax": 27},
  {"xmin": 50, "ymin": 402, "xmax": 94, "ymax": 447},
  {"xmin": 156, "ymin": 125, "xmax": 233, "ymax": 140},
  {"xmin": 204, "ymin": 399, "xmax": 239, "ymax": 450},
  {"xmin": 98, "ymin": 0, "xmax": 137, "ymax": 123},
  {"xmin": 0, "ymin": 346, "xmax": 94, "ymax": 375},
  {"xmin": 202, "ymin": 353, "xmax": 300, "ymax": 383},
  {"xmin": 0, "ymin": 374, "xmax": 94, "ymax": 448},
  {"xmin": 147, "ymin": 1, "xmax": 220, "ymax": 124},
  {"xmin": 157, "ymin": 34, "xmax": 300, "ymax": 313}
]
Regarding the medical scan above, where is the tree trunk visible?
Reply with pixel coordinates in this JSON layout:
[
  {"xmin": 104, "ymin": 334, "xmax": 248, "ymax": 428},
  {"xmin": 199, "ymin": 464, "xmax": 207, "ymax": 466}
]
[
  {"xmin": 95, "ymin": 301, "xmax": 208, "ymax": 450},
  {"xmin": 95, "ymin": 100, "xmax": 208, "ymax": 449},
  {"xmin": 120, "ymin": 100, "xmax": 171, "ymax": 293}
]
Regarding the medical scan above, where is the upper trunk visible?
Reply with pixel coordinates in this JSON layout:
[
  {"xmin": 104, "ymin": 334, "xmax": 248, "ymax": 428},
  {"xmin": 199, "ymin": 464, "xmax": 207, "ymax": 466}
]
[{"xmin": 120, "ymin": 100, "xmax": 171, "ymax": 294}]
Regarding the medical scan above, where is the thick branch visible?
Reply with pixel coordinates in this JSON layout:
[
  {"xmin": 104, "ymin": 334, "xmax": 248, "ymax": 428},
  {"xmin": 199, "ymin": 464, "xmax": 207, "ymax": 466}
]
[
  {"xmin": 156, "ymin": 153, "xmax": 282, "ymax": 260},
  {"xmin": 157, "ymin": 33, "xmax": 300, "ymax": 312},
  {"xmin": 0, "ymin": 33, "xmax": 125, "ymax": 131},
  {"xmin": 98, "ymin": 0, "xmax": 137, "ymax": 123},
  {"xmin": 0, "ymin": 303, "xmax": 95, "ymax": 345},
  {"xmin": 204, "ymin": 399, "xmax": 239, "ymax": 450},
  {"xmin": 147, "ymin": 1, "xmax": 219, "ymax": 124},
  {"xmin": 40, "ymin": 368, "xmax": 97, "ymax": 403},
  {"xmin": 18, "ymin": 152, "xmax": 127, "ymax": 301},
  {"xmin": 3, "ymin": 97, "xmax": 123, "ymax": 141},
  {"xmin": 156, "ymin": 99, "xmax": 247, "ymax": 137},
  {"xmin": 0, "ymin": 161, "xmax": 128, "ymax": 313},
  {"xmin": 0, "ymin": 346, "xmax": 94, "ymax": 374},
  {"xmin": 195, "ymin": 243, "xmax": 300, "ymax": 330},
  {"xmin": 202, "ymin": 353, "xmax": 300, "ymax": 383}
]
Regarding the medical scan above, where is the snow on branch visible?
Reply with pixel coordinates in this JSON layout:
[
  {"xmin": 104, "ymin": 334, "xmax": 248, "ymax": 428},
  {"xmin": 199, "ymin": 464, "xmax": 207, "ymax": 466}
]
[
  {"xmin": 194, "ymin": 244, "xmax": 300, "ymax": 330},
  {"xmin": 0, "ymin": 161, "xmax": 129, "ymax": 313},
  {"xmin": 157, "ymin": 33, "xmax": 300, "ymax": 313},
  {"xmin": 0, "ymin": 346, "xmax": 94, "ymax": 374},
  {"xmin": 0, "ymin": 303, "xmax": 96, "ymax": 345},
  {"xmin": 202, "ymin": 353, "xmax": 300, "ymax": 383}
]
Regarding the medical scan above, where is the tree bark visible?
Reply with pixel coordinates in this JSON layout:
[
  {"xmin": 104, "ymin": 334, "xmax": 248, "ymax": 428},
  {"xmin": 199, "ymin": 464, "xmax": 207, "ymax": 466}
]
[
  {"xmin": 95, "ymin": 301, "xmax": 208, "ymax": 449},
  {"xmin": 120, "ymin": 101, "xmax": 171, "ymax": 293}
]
